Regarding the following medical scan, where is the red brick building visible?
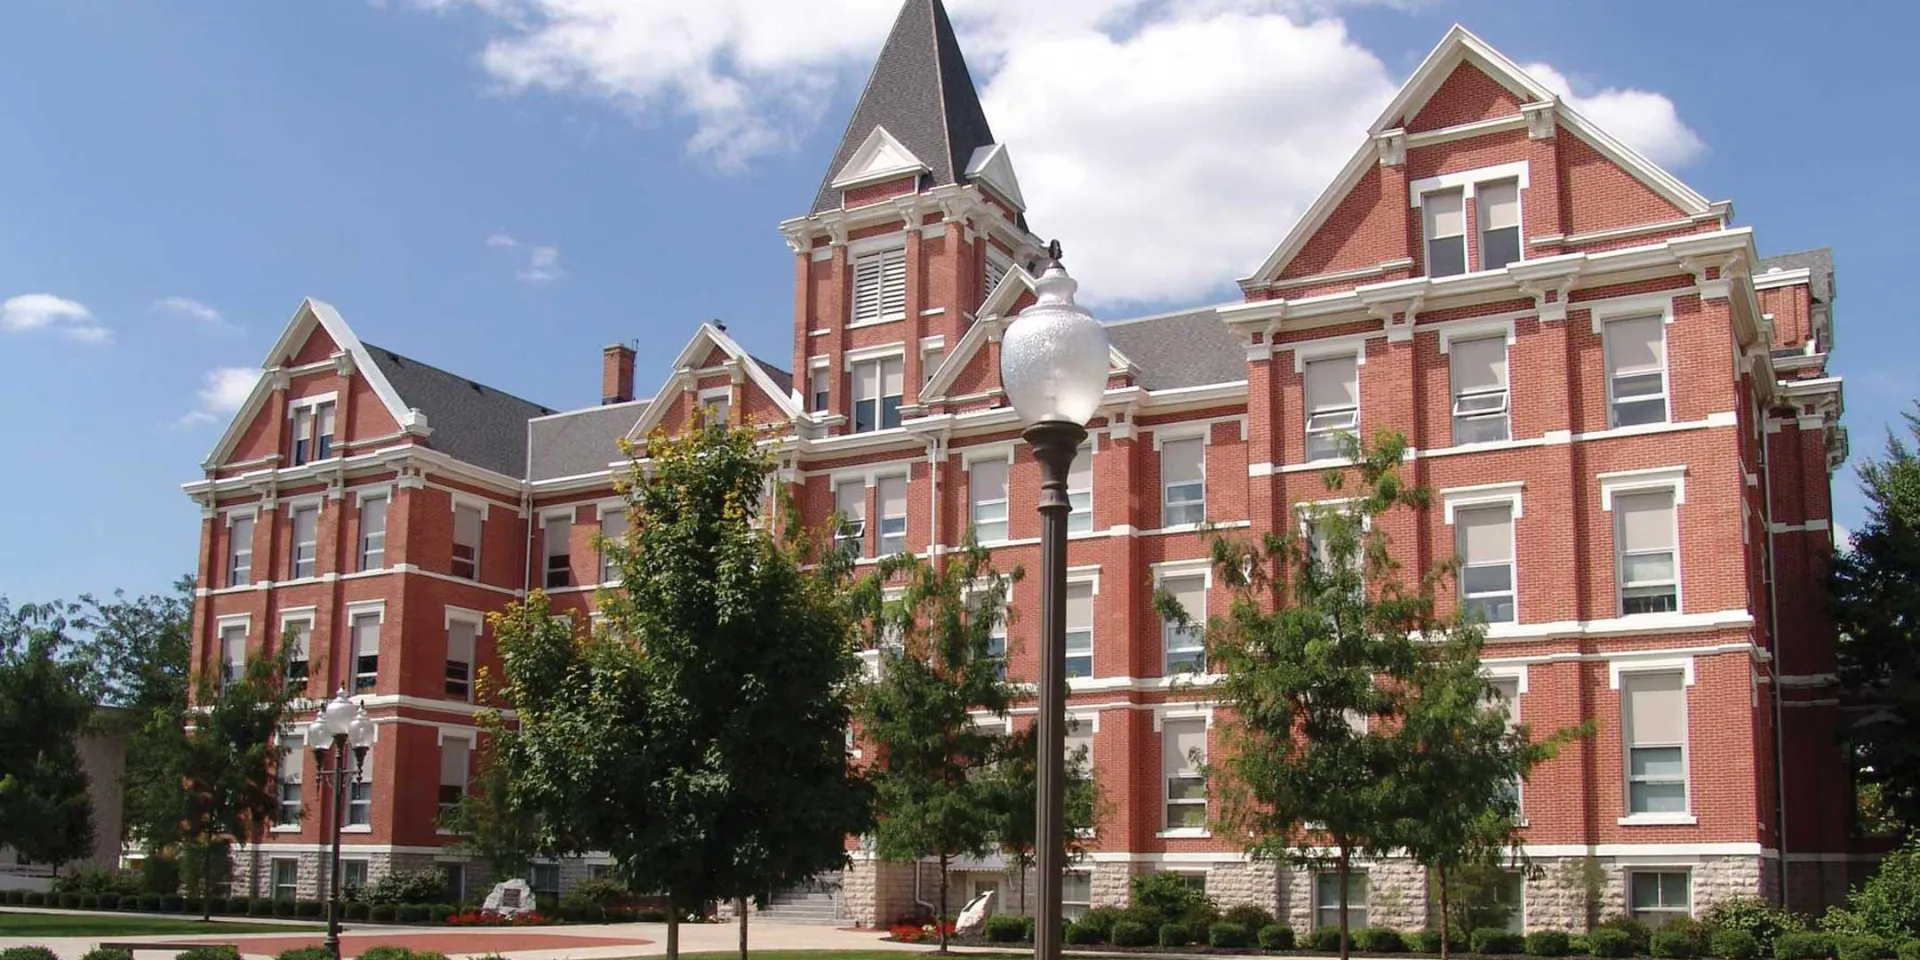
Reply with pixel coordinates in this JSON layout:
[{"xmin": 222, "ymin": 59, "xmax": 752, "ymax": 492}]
[{"xmin": 185, "ymin": 0, "xmax": 1856, "ymax": 930}]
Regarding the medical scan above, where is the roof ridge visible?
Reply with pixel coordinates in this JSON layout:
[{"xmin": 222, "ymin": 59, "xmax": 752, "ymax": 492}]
[{"xmin": 1102, "ymin": 301, "xmax": 1235, "ymax": 328}]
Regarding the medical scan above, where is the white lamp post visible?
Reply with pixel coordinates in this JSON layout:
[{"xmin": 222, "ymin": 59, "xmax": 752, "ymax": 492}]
[
  {"xmin": 306, "ymin": 688, "xmax": 376, "ymax": 960},
  {"xmin": 998, "ymin": 242, "xmax": 1109, "ymax": 960}
]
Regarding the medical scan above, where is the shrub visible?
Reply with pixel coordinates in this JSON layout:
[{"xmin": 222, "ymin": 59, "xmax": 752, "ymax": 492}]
[
  {"xmin": 1775, "ymin": 932, "xmax": 1838, "ymax": 960},
  {"xmin": 101, "ymin": 893, "xmax": 123, "ymax": 910},
  {"xmin": 58, "ymin": 893, "xmax": 80, "ymax": 909},
  {"xmin": 3, "ymin": 949, "xmax": 61, "ymax": 960},
  {"xmin": 1589, "ymin": 929, "xmax": 1635, "ymax": 958},
  {"xmin": 1160, "ymin": 921, "xmax": 1192, "ymax": 947},
  {"xmin": 1526, "ymin": 930, "xmax": 1572, "ymax": 957},
  {"xmin": 1132, "ymin": 872, "xmax": 1219, "ymax": 930},
  {"xmin": 1654, "ymin": 930, "xmax": 1701, "ymax": 958},
  {"xmin": 1356, "ymin": 927, "xmax": 1407, "ymax": 952},
  {"xmin": 78, "ymin": 894, "xmax": 101, "ymax": 909},
  {"xmin": 1081, "ymin": 905, "xmax": 1126, "ymax": 939},
  {"xmin": 1415, "ymin": 928, "xmax": 1466, "ymax": 954},
  {"xmin": 357, "ymin": 948, "xmax": 413, "ymax": 960},
  {"xmin": 1224, "ymin": 904, "xmax": 1277, "ymax": 933},
  {"xmin": 1211, "ymin": 922, "xmax": 1252, "ymax": 948},
  {"xmin": 54, "ymin": 866, "xmax": 143, "ymax": 898},
  {"xmin": 1839, "ymin": 937, "xmax": 1896, "ymax": 960},
  {"xmin": 1066, "ymin": 922, "xmax": 1104, "ymax": 945},
  {"xmin": 345, "ymin": 901, "xmax": 370, "ymax": 921},
  {"xmin": 21, "ymin": 892, "xmax": 45, "ymax": 906},
  {"xmin": 1570, "ymin": 935, "xmax": 1591, "ymax": 955},
  {"xmin": 561, "ymin": 877, "xmax": 633, "ymax": 908},
  {"xmin": 1705, "ymin": 897, "xmax": 1806, "ymax": 957},
  {"xmin": 1023, "ymin": 916, "xmax": 1039, "ymax": 943},
  {"xmin": 174, "ymin": 949, "xmax": 239, "ymax": 960},
  {"xmin": 1474, "ymin": 928, "xmax": 1527, "ymax": 955},
  {"xmin": 1822, "ymin": 840, "xmax": 1920, "ymax": 943},
  {"xmin": 1259, "ymin": 924, "xmax": 1295, "ymax": 951},
  {"xmin": 1897, "ymin": 943, "xmax": 1920, "ymax": 960},
  {"xmin": 414, "ymin": 952, "xmax": 452, "ymax": 960},
  {"xmin": 273, "ymin": 898, "xmax": 297, "ymax": 918},
  {"xmin": 297, "ymin": 900, "xmax": 324, "ymax": 919},
  {"xmin": 275, "ymin": 950, "xmax": 335, "ymax": 960},
  {"xmin": 2, "ymin": 890, "xmax": 19, "ymax": 905},
  {"xmin": 1710, "ymin": 929, "xmax": 1760, "ymax": 960},
  {"xmin": 138, "ymin": 893, "xmax": 161, "ymax": 911},
  {"xmin": 141, "ymin": 854, "xmax": 182, "ymax": 896},
  {"xmin": 361, "ymin": 868, "xmax": 450, "ymax": 906},
  {"xmin": 1599, "ymin": 916, "xmax": 1656, "ymax": 956},
  {"xmin": 1308, "ymin": 927, "xmax": 1346, "ymax": 953},
  {"xmin": 398, "ymin": 903, "xmax": 430, "ymax": 923},
  {"xmin": 82, "ymin": 949, "xmax": 133, "ymax": 960},
  {"xmin": 246, "ymin": 898, "xmax": 273, "ymax": 917},
  {"xmin": 176, "ymin": 896, "xmax": 197, "ymax": 914},
  {"xmin": 369, "ymin": 903, "xmax": 398, "ymax": 923},
  {"xmin": 985, "ymin": 914, "xmax": 1027, "ymax": 943},
  {"xmin": 429, "ymin": 904, "xmax": 454, "ymax": 922},
  {"xmin": 1112, "ymin": 919, "xmax": 1154, "ymax": 947}
]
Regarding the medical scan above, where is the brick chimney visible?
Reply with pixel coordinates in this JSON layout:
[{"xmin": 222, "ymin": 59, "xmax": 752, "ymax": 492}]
[{"xmin": 602, "ymin": 343, "xmax": 636, "ymax": 405}]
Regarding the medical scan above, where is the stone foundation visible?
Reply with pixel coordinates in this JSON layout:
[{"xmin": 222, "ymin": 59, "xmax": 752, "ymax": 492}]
[{"xmin": 1368, "ymin": 859, "xmax": 1430, "ymax": 931}]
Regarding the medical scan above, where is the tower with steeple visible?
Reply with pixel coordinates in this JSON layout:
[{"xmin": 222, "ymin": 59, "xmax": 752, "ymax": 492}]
[{"xmin": 780, "ymin": 0, "xmax": 1041, "ymax": 437}]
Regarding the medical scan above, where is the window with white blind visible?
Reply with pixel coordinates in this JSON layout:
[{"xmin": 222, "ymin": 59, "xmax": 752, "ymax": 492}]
[
  {"xmin": 1450, "ymin": 336, "xmax": 1510, "ymax": 444},
  {"xmin": 1062, "ymin": 872, "xmax": 1092, "ymax": 921},
  {"xmin": 1316, "ymin": 871, "xmax": 1370, "ymax": 931},
  {"xmin": 530, "ymin": 863, "xmax": 561, "ymax": 902},
  {"xmin": 220, "ymin": 624, "xmax": 246, "ymax": 689},
  {"xmin": 1067, "ymin": 444, "xmax": 1094, "ymax": 534},
  {"xmin": 289, "ymin": 506, "xmax": 318, "ymax": 580},
  {"xmin": 987, "ymin": 620, "xmax": 1007, "ymax": 679},
  {"xmin": 351, "ymin": 612, "xmax": 380, "ymax": 694},
  {"xmin": 851, "ymin": 246, "xmax": 908, "ymax": 324},
  {"xmin": 983, "ymin": 250, "xmax": 1011, "ymax": 301},
  {"xmin": 1630, "ymin": 872, "xmax": 1691, "ymax": 927},
  {"xmin": 284, "ymin": 619, "xmax": 311, "ymax": 696},
  {"xmin": 446, "ymin": 617, "xmax": 476, "ymax": 701},
  {"xmin": 1623, "ymin": 671, "xmax": 1688, "ymax": 815},
  {"xmin": 1489, "ymin": 676, "xmax": 1522, "ymax": 815},
  {"xmin": 1066, "ymin": 581, "xmax": 1094, "ymax": 678},
  {"xmin": 343, "ymin": 860, "xmax": 368, "ymax": 894},
  {"xmin": 348, "ymin": 746, "xmax": 372, "ymax": 826},
  {"xmin": 1615, "ymin": 490, "xmax": 1679, "ymax": 614},
  {"xmin": 1304, "ymin": 355, "xmax": 1360, "ymax": 461},
  {"xmin": 922, "ymin": 344, "xmax": 945, "ymax": 388},
  {"xmin": 877, "ymin": 476, "xmax": 908, "ymax": 556},
  {"xmin": 1605, "ymin": 316, "xmax": 1669, "ymax": 427},
  {"xmin": 599, "ymin": 507, "xmax": 627, "ymax": 584},
  {"xmin": 1161, "ymin": 438, "xmax": 1205, "ymax": 526},
  {"xmin": 452, "ymin": 504, "xmax": 482, "ymax": 580},
  {"xmin": 227, "ymin": 515, "xmax": 253, "ymax": 587},
  {"xmin": 971, "ymin": 458, "xmax": 1009, "ymax": 543},
  {"xmin": 836, "ymin": 480, "xmax": 867, "ymax": 558},
  {"xmin": 543, "ymin": 514, "xmax": 571, "ymax": 589},
  {"xmin": 851, "ymin": 356, "xmax": 904, "ymax": 432},
  {"xmin": 291, "ymin": 401, "xmax": 336, "ymax": 466},
  {"xmin": 272, "ymin": 858, "xmax": 298, "ymax": 900},
  {"xmin": 1066, "ymin": 719, "xmax": 1094, "ymax": 773},
  {"xmin": 1162, "ymin": 574, "xmax": 1207, "ymax": 674},
  {"xmin": 1163, "ymin": 718, "xmax": 1207, "ymax": 830},
  {"xmin": 439, "ymin": 737, "xmax": 471, "ymax": 819},
  {"xmin": 1457, "ymin": 504, "xmax": 1516, "ymax": 623},
  {"xmin": 275, "ymin": 746, "xmax": 301, "ymax": 826},
  {"xmin": 1478, "ymin": 180, "xmax": 1522, "ymax": 270},
  {"xmin": 810, "ymin": 367, "xmax": 830, "ymax": 413},
  {"xmin": 358, "ymin": 496, "xmax": 387, "ymax": 572},
  {"xmin": 701, "ymin": 392, "xmax": 730, "ymax": 427},
  {"xmin": 1424, "ymin": 188, "xmax": 1467, "ymax": 278}
]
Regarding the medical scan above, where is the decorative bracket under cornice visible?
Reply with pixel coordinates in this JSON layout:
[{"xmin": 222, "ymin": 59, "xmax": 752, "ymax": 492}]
[
  {"xmin": 1375, "ymin": 128, "xmax": 1408, "ymax": 167},
  {"xmin": 1680, "ymin": 252, "xmax": 1744, "ymax": 301},
  {"xmin": 332, "ymin": 350, "xmax": 357, "ymax": 377},
  {"xmin": 1510, "ymin": 256, "xmax": 1584, "ymax": 323},
  {"xmin": 1355, "ymin": 279, "xmax": 1427, "ymax": 341},
  {"xmin": 1522, "ymin": 100, "xmax": 1557, "ymax": 140}
]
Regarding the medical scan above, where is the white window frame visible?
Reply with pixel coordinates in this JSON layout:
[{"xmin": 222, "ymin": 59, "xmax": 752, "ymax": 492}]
[
  {"xmin": 1062, "ymin": 871, "xmax": 1092, "ymax": 921},
  {"xmin": 451, "ymin": 496, "xmax": 488, "ymax": 581},
  {"xmin": 876, "ymin": 474, "xmax": 909, "ymax": 556},
  {"xmin": 542, "ymin": 509, "xmax": 573, "ymax": 590},
  {"xmin": 1157, "ymin": 432, "xmax": 1207, "ymax": 527},
  {"xmin": 1601, "ymin": 468, "xmax": 1686, "ymax": 617},
  {"xmin": 1422, "ymin": 187, "xmax": 1468, "ymax": 279},
  {"xmin": 445, "ymin": 607, "xmax": 482, "ymax": 703},
  {"xmin": 1155, "ymin": 560, "xmax": 1212, "ymax": 675},
  {"xmin": 1160, "ymin": 715, "xmax": 1208, "ymax": 834},
  {"xmin": 1628, "ymin": 870, "xmax": 1693, "ymax": 927},
  {"xmin": 835, "ymin": 479, "xmax": 868, "ymax": 558},
  {"xmin": 697, "ymin": 384, "xmax": 731, "ymax": 427},
  {"xmin": 1296, "ymin": 343, "xmax": 1364, "ymax": 462},
  {"xmin": 271, "ymin": 857, "xmax": 299, "ymax": 901},
  {"xmin": 287, "ymin": 393, "xmax": 339, "ymax": 467},
  {"xmin": 920, "ymin": 336, "xmax": 946, "ymax": 390},
  {"xmin": 347, "ymin": 601, "xmax": 384, "ymax": 695},
  {"xmin": 1477, "ymin": 178, "xmax": 1524, "ymax": 272},
  {"xmin": 1065, "ymin": 574, "xmax": 1097, "ymax": 679},
  {"xmin": 279, "ymin": 609, "xmax": 314, "ymax": 697},
  {"xmin": 967, "ymin": 453, "xmax": 1012, "ymax": 544},
  {"xmin": 1314, "ymin": 869, "xmax": 1370, "ymax": 931},
  {"xmin": 597, "ymin": 502, "xmax": 627, "ymax": 585},
  {"xmin": 224, "ymin": 509, "xmax": 255, "ymax": 588},
  {"xmin": 983, "ymin": 247, "xmax": 1013, "ymax": 302},
  {"xmin": 287, "ymin": 502, "xmax": 320, "ymax": 580},
  {"xmin": 217, "ymin": 615, "xmax": 249, "ymax": 691},
  {"xmin": 850, "ymin": 244, "xmax": 908, "ymax": 326},
  {"xmin": 848, "ymin": 350, "xmax": 905, "ymax": 433},
  {"xmin": 436, "ymin": 730, "xmax": 475, "ymax": 827},
  {"xmin": 273, "ymin": 742, "xmax": 302, "ymax": 829},
  {"xmin": 347, "ymin": 743, "xmax": 374, "ymax": 829},
  {"xmin": 1442, "ymin": 328, "xmax": 1513, "ymax": 446},
  {"xmin": 1485, "ymin": 664, "xmax": 1528, "ymax": 820},
  {"xmin": 1067, "ymin": 440, "xmax": 1095, "ymax": 535},
  {"xmin": 807, "ymin": 357, "xmax": 831, "ymax": 414},
  {"xmin": 1443, "ymin": 483, "xmax": 1523, "ymax": 625},
  {"xmin": 355, "ymin": 489, "xmax": 388, "ymax": 572},
  {"xmin": 1612, "ymin": 659, "xmax": 1695, "ymax": 824},
  {"xmin": 1594, "ymin": 296, "xmax": 1675, "ymax": 430},
  {"xmin": 1408, "ymin": 162, "xmax": 1531, "ymax": 278}
]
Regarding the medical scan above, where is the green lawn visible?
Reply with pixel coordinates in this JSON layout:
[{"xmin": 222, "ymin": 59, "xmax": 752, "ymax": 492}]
[{"xmin": 0, "ymin": 912, "xmax": 320, "ymax": 937}]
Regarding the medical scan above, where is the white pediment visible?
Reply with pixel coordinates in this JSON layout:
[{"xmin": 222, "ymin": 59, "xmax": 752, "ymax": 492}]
[
  {"xmin": 830, "ymin": 126, "xmax": 930, "ymax": 190},
  {"xmin": 963, "ymin": 143, "xmax": 1026, "ymax": 212}
]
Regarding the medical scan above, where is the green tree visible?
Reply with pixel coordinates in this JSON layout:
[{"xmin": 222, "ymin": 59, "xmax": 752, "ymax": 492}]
[
  {"xmin": 438, "ymin": 711, "xmax": 540, "ymax": 882},
  {"xmin": 1187, "ymin": 432, "xmax": 1439, "ymax": 960},
  {"xmin": 982, "ymin": 718, "xmax": 1104, "ymax": 917},
  {"xmin": 497, "ymin": 420, "xmax": 871, "ymax": 960},
  {"xmin": 178, "ymin": 639, "xmax": 299, "ymax": 918},
  {"xmin": 0, "ymin": 600, "xmax": 96, "ymax": 872},
  {"xmin": 855, "ymin": 540, "xmax": 1019, "ymax": 951},
  {"xmin": 1833, "ymin": 404, "xmax": 1920, "ymax": 834}
]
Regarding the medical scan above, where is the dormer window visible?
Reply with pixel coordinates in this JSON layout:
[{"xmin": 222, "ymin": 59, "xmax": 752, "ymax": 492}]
[
  {"xmin": 290, "ymin": 400, "xmax": 336, "ymax": 466},
  {"xmin": 851, "ymin": 247, "xmax": 908, "ymax": 325},
  {"xmin": 1414, "ymin": 165, "xmax": 1527, "ymax": 278},
  {"xmin": 1423, "ymin": 189, "xmax": 1467, "ymax": 278}
]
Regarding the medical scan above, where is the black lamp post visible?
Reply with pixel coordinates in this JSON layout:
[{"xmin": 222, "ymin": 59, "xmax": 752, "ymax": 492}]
[
  {"xmin": 305, "ymin": 688, "xmax": 375, "ymax": 960},
  {"xmin": 999, "ymin": 243, "xmax": 1110, "ymax": 960}
]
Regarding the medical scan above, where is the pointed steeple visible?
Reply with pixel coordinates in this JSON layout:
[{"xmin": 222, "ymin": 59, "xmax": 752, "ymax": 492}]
[{"xmin": 810, "ymin": 0, "xmax": 998, "ymax": 214}]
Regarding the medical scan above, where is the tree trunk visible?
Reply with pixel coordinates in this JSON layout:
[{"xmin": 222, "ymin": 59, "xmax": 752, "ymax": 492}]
[
  {"xmin": 1019, "ymin": 856, "xmax": 1029, "ymax": 917},
  {"xmin": 937, "ymin": 852, "xmax": 951, "ymax": 953},
  {"xmin": 666, "ymin": 895, "xmax": 680, "ymax": 960},
  {"xmin": 737, "ymin": 896, "xmax": 749, "ymax": 960},
  {"xmin": 1438, "ymin": 864, "xmax": 1451, "ymax": 960},
  {"xmin": 1337, "ymin": 847, "xmax": 1351, "ymax": 960},
  {"xmin": 200, "ymin": 842, "xmax": 214, "ymax": 922}
]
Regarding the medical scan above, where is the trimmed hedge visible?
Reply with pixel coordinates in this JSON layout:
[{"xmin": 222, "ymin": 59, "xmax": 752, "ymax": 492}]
[
  {"xmin": 1222, "ymin": 905, "xmax": 1276, "ymax": 932},
  {"xmin": 1589, "ymin": 928, "xmax": 1636, "ymax": 958},
  {"xmin": 397, "ymin": 903, "xmax": 430, "ymax": 923},
  {"xmin": 1065, "ymin": 921, "xmax": 1104, "ymax": 945},
  {"xmin": 1307, "ymin": 927, "xmax": 1346, "ymax": 953},
  {"xmin": 985, "ymin": 914, "xmax": 1027, "ymax": 943},
  {"xmin": 78, "ymin": 894, "xmax": 100, "ymax": 909},
  {"xmin": 1209, "ymin": 922, "xmax": 1251, "ymax": 948},
  {"xmin": 297, "ymin": 900, "xmax": 324, "ymax": 919},
  {"xmin": 1258, "ymin": 924, "xmax": 1295, "ymax": 951},
  {"xmin": 1159, "ymin": 921, "xmax": 1192, "ymax": 947},
  {"xmin": 2, "ymin": 948, "xmax": 61, "ymax": 960},
  {"xmin": 1710, "ymin": 929, "xmax": 1760, "ymax": 960},
  {"xmin": 273, "ymin": 898, "xmax": 297, "ymax": 918},
  {"xmin": 345, "ymin": 901, "xmax": 371, "ymax": 921},
  {"xmin": 1896, "ymin": 942, "xmax": 1920, "ymax": 960},
  {"xmin": 274, "ymin": 949, "xmax": 335, "ymax": 960},
  {"xmin": 1472, "ymin": 928, "xmax": 1526, "ymax": 955},
  {"xmin": 99, "ymin": 893, "xmax": 121, "ymax": 910},
  {"xmin": 1839, "ymin": 937, "xmax": 1897, "ymax": 960},
  {"xmin": 1112, "ymin": 920, "xmax": 1154, "ymax": 947},
  {"xmin": 174, "ymin": 949, "xmax": 239, "ymax": 960},
  {"xmin": 1776, "ymin": 932, "xmax": 1839, "ymax": 960},
  {"xmin": 368, "ymin": 903, "xmax": 398, "ymax": 922},
  {"xmin": 1355, "ymin": 927, "xmax": 1406, "ymax": 953},
  {"xmin": 1652, "ymin": 929, "xmax": 1699, "ymax": 958},
  {"xmin": 247, "ymin": 897, "xmax": 275, "ymax": 917},
  {"xmin": 1525, "ymin": 929, "xmax": 1572, "ymax": 957},
  {"xmin": 356, "ymin": 949, "xmax": 412, "ymax": 960},
  {"xmin": 82, "ymin": 949, "xmax": 133, "ymax": 960},
  {"xmin": 1, "ymin": 890, "xmax": 20, "ymax": 905}
]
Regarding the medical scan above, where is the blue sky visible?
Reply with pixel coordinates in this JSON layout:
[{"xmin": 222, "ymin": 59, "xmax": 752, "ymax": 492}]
[{"xmin": 0, "ymin": 0, "xmax": 1910, "ymax": 603}]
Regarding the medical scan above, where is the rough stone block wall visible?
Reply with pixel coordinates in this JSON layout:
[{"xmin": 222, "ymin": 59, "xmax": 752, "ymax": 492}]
[
  {"xmin": 843, "ymin": 859, "xmax": 920, "ymax": 928},
  {"xmin": 1369, "ymin": 860, "xmax": 1431, "ymax": 931},
  {"xmin": 1283, "ymin": 864, "xmax": 1316, "ymax": 932},
  {"xmin": 1207, "ymin": 861, "xmax": 1282, "ymax": 913},
  {"xmin": 1092, "ymin": 861, "xmax": 1143, "ymax": 909}
]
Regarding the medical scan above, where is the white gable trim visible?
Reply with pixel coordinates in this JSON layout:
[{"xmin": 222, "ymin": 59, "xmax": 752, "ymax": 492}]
[
  {"xmin": 830, "ymin": 126, "xmax": 930, "ymax": 192},
  {"xmin": 626, "ymin": 323, "xmax": 800, "ymax": 441},
  {"xmin": 963, "ymin": 143, "xmax": 1027, "ymax": 212}
]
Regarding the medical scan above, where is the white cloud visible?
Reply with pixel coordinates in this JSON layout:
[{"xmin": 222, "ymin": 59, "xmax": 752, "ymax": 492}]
[
  {"xmin": 1, "ymin": 293, "xmax": 111, "ymax": 344},
  {"xmin": 155, "ymin": 296, "xmax": 242, "ymax": 334},
  {"xmin": 1522, "ymin": 62, "xmax": 1707, "ymax": 170},
  {"xmin": 414, "ymin": 1, "xmax": 1707, "ymax": 305},
  {"xmin": 173, "ymin": 365, "xmax": 261, "ymax": 429},
  {"xmin": 486, "ymin": 232, "xmax": 563, "ymax": 283},
  {"xmin": 485, "ymin": 232, "xmax": 520, "ymax": 248}
]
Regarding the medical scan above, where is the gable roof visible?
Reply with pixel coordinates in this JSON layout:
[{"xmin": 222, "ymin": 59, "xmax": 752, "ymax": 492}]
[
  {"xmin": 1103, "ymin": 307, "xmax": 1245, "ymax": 390},
  {"xmin": 627, "ymin": 322, "xmax": 802, "ymax": 440},
  {"xmin": 809, "ymin": 0, "xmax": 997, "ymax": 214},
  {"xmin": 360, "ymin": 344, "xmax": 555, "ymax": 478},
  {"xmin": 527, "ymin": 399, "xmax": 650, "ymax": 483},
  {"xmin": 1243, "ymin": 25, "xmax": 1715, "ymax": 288}
]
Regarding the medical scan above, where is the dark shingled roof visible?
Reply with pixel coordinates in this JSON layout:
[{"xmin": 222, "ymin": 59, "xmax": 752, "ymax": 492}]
[
  {"xmin": 1103, "ymin": 306, "xmax": 1246, "ymax": 391},
  {"xmin": 361, "ymin": 343, "xmax": 555, "ymax": 478},
  {"xmin": 810, "ymin": 0, "xmax": 996, "ymax": 215},
  {"xmin": 754, "ymin": 357, "xmax": 795, "ymax": 396},
  {"xmin": 526, "ymin": 401, "xmax": 650, "ymax": 483},
  {"xmin": 1757, "ymin": 248, "xmax": 1835, "ymax": 304}
]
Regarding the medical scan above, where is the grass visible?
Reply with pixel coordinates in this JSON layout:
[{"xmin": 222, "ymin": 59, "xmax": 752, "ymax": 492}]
[{"xmin": 0, "ymin": 911, "xmax": 321, "ymax": 937}]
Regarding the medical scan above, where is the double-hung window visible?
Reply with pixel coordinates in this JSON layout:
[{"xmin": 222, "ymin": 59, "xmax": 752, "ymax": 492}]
[
  {"xmin": 1488, "ymin": 676, "xmax": 1522, "ymax": 815},
  {"xmin": 1062, "ymin": 873, "xmax": 1092, "ymax": 921},
  {"xmin": 877, "ymin": 476, "xmax": 908, "ymax": 556},
  {"xmin": 1161, "ymin": 574, "xmax": 1207, "ymax": 674},
  {"xmin": 1066, "ymin": 581, "xmax": 1094, "ymax": 678},
  {"xmin": 1161, "ymin": 438, "xmax": 1205, "ymax": 526},
  {"xmin": 987, "ymin": 619, "xmax": 1007, "ymax": 680},
  {"xmin": 351, "ymin": 612, "xmax": 380, "ymax": 694},
  {"xmin": 358, "ymin": 496, "xmax": 387, "ymax": 571},
  {"xmin": 850, "ymin": 247, "xmax": 907, "ymax": 324},
  {"xmin": 1163, "ymin": 718, "xmax": 1207, "ymax": 830},
  {"xmin": 1630, "ymin": 872, "xmax": 1691, "ymax": 927},
  {"xmin": 530, "ymin": 863, "xmax": 561, "ymax": 903},
  {"xmin": 342, "ymin": 860, "xmax": 368, "ymax": 894},
  {"xmin": 1605, "ymin": 316, "xmax": 1669, "ymax": 427},
  {"xmin": 289, "ymin": 506, "xmax": 318, "ymax": 580},
  {"xmin": 1457, "ymin": 504, "xmax": 1516, "ymax": 623},
  {"xmin": 1304, "ymin": 355, "xmax": 1360, "ymax": 461},
  {"xmin": 439, "ymin": 737, "xmax": 471, "ymax": 819},
  {"xmin": 1424, "ymin": 188, "xmax": 1467, "ymax": 278},
  {"xmin": 219, "ymin": 624, "xmax": 246, "ymax": 690},
  {"xmin": 543, "ymin": 514, "xmax": 571, "ymax": 589},
  {"xmin": 347, "ymin": 747, "xmax": 372, "ymax": 826},
  {"xmin": 226, "ymin": 515, "xmax": 253, "ymax": 587},
  {"xmin": 271, "ymin": 858, "xmax": 298, "ymax": 901},
  {"xmin": 921, "ymin": 343, "xmax": 945, "ymax": 389},
  {"xmin": 1450, "ymin": 335, "xmax": 1510, "ymax": 444},
  {"xmin": 1616, "ymin": 490, "xmax": 1678, "ymax": 614},
  {"xmin": 452, "ymin": 503, "xmax": 482, "ymax": 580},
  {"xmin": 851, "ymin": 356, "xmax": 903, "ymax": 432},
  {"xmin": 1623, "ymin": 670, "xmax": 1688, "ymax": 816},
  {"xmin": 1315, "ymin": 871, "xmax": 1370, "ymax": 931},
  {"xmin": 274, "ymin": 746, "xmax": 301, "ymax": 827},
  {"xmin": 1478, "ymin": 180, "xmax": 1522, "ymax": 270},
  {"xmin": 284, "ymin": 619, "xmax": 311, "ymax": 697},
  {"xmin": 809, "ymin": 366, "xmax": 831, "ymax": 414},
  {"xmin": 970, "ymin": 458, "xmax": 1009, "ymax": 543},
  {"xmin": 1067, "ymin": 444, "xmax": 1093, "ymax": 534},
  {"xmin": 291, "ymin": 401, "xmax": 335, "ymax": 466},
  {"xmin": 598, "ymin": 507, "xmax": 627, "ymax": 584},
  {"xmin": 835, "ymin": 480, "xmax": 867, "ymax": 559},
  {"xmin": 446, "ymin": 617, "xmax": 476, "ymax": 701}
]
